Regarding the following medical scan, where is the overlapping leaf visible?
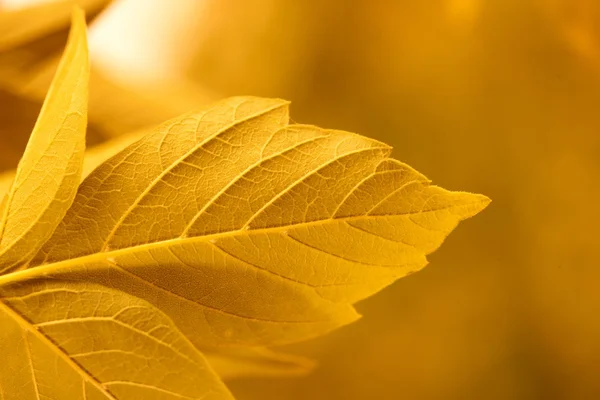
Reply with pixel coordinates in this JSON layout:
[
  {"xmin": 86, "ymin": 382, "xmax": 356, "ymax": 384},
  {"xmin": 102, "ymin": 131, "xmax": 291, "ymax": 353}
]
[{"xmin": 0, "ymin": 7, "xmax": 89, "ymax": 272}]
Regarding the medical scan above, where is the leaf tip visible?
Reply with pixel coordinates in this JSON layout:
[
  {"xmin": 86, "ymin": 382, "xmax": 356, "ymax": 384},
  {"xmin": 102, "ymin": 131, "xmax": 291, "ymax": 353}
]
[
  {"xmin": 67, "ymin": 6, "xmax": 89, "ymax": 66},
  {"xmin": 474, "ymin": 192, "xmax": 491, "ymax": 209},
  {"xmin": 70, "ymin": 6, "xmax": 87, "ymax": 33},
  {"xmin": 459, "ymin": 192, "xmax": 491, "ymax": 220}
]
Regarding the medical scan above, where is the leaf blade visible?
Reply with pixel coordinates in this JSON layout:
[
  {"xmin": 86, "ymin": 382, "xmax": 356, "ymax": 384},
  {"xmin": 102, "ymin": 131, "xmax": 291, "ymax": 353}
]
[
  {"xmin": 0, "ymin": 281, "xmax": 234, "ymax": 400},
  {"xmin": 0, "ymin": 8, "xmax": 89, "ymax": 272}
]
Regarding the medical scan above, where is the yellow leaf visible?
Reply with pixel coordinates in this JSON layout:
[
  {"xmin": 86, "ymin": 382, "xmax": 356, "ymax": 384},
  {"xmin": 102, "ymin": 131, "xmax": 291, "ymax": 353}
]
[
  {"xmin": 83, "ymin": 75, "xmax": 215, "ymax": 139},
  {"xmin": 0, "ymin": 8, "xmax": 89, "ymax": 272},
  {"xmin": 0, "ymin": 96, "xmax": 490, "ymax": 354},
  {"xmin": 7, "ymin": 56, "xmax": 214, "ymax": 141},
  {"xmin": 205, "ymin": 347, "xmax": 316, "ymax": 380},
  {"xmin": 0, "ymin": 281, "xmax": 233, "ymax": 399}
]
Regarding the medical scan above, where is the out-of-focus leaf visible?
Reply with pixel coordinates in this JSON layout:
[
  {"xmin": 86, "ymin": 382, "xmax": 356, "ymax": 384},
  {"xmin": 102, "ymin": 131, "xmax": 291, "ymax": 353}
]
[
  {"xmin": 0, "ymin": 0, "xmax": 212, "ymax": 162},
  {"xmin": 86, "ymin": 73, "xmax": 214, "ymax": 138},
  {"xmin": 0, "ymin": 8, "xmax": 89, "ymax": 272},
  {"xmin": 536, "ymin": 0, "xmax": 600, "ymax": 68},
  {"xmin": 0, "ymin": 0, "xmax": 110, "ymax": 89},
  {"xmin": 8, "ymin": 56, "xmax": 215, "ymax": 139},
  {"xmin": 0, "ymin": 89, "xmax": 40, "ymax": 170},
  {"xmin": 0, "ymin": 0, "xmax": 109, "ymax": 52},
  {"xmin": 206, "ymin": 347, "xmax": 317, "ymax": 380}
]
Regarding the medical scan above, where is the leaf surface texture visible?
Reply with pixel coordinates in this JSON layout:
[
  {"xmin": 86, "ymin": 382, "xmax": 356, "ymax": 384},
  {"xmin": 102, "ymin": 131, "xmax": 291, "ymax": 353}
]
[
  {"xmin": 0, "ymin": 281, "xmax": 233, "ymax": 399},
  {"xmin": 0, "ymin": 9, "xmax": 88, "ymax": 272}
]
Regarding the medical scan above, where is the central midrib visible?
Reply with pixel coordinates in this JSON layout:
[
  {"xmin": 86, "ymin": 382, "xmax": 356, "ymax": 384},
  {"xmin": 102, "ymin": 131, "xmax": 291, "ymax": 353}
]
[{"xmin": 0, "ymin": 210, "xmax": 426, "ymax": 287}]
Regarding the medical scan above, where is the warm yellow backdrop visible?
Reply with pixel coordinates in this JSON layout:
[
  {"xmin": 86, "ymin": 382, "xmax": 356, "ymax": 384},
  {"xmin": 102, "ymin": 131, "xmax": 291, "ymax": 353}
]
[
  {"xmin": 192, "ymin": 2, "xmax": 600, "ymax": 398},
  {"xmin": 1, "ymin": 0, "xmax": 598, "ymax": 399}
]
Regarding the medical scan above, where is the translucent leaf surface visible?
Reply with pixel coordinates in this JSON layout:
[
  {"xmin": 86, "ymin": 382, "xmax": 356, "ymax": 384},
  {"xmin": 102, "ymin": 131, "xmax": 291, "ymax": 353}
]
[
  {"xmin": 0, "ymin": 9, "xmax": 89, "ymax": 272},
  {"xmin": 0, "ymin": 281, "xmax": 233, "ymax": 400}
]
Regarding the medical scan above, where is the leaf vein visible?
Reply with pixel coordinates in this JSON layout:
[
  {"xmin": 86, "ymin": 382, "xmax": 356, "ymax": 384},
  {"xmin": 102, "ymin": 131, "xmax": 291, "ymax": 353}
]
[
  {"xmin": 240, "ymin": 146, "xmax": 390, "ymax": 230},
  {"xmin": 106, "ymin": 259, "xmax": 334, "ymax": 325},
  {"xmin": 23, "ymin": 331, "xmax": 41, "ymax": 400},
  {"xmin": 35, "ymin": 316, "xmax": 199, "ymax": 367},
  {"xmin": 181, "ymin": 132, "xmax": 330, "ymax": 237},
  {"xmin": 0, "ymin": 300, "xmax": 119, "ymax": 400},
  {"xmin": 285, "ymin": 233, "xmax": 399, "ymax": 267},
  {"xmin": 101, "ymin": 101, "xmax": 287, "ymax": 251}
]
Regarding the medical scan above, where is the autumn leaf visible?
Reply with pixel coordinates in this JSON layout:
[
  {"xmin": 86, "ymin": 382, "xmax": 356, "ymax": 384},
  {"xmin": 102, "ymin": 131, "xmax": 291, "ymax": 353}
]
[
  {"xmin": 0, "ymin": 6, "xmax": 89, "ymax": 272},
  {"xmin": 0, "ymin": 8, "xmax": 489, "ymax": 400}
]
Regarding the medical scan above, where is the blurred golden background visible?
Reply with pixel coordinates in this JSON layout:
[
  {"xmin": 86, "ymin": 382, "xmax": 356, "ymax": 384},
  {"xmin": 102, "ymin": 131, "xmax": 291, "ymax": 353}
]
[{"xmin": 1, "ymin": 0, "xmax": 599, "ymax": 399}]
